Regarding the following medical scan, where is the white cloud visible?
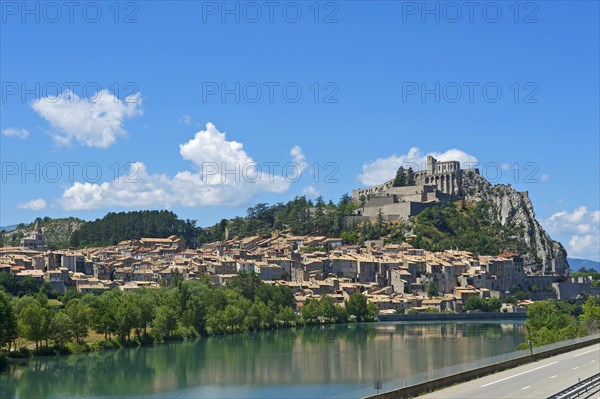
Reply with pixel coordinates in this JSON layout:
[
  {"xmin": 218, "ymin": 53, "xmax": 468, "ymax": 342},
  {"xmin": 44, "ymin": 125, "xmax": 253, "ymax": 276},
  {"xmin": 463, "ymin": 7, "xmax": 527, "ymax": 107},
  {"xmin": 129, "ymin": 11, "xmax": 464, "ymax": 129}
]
[
  {"xmin": 302, "ymin": 185, "xmax": 320, "ymax": 198},
  {"xmin": 358, "ymin": 147, "xmax": 478, "ymax": 186},
  {"xmin": 178, "ymin": 114, "xmax": 192, "ymax": 125},
  {"xmin": 2, "ymin": 127, "xmax": 29, "ymax": 139},
  {"xmin": 18, "ymin": 198, "xmax": 47, "ymax": 211},
  {"xmin": 543, "ymin": 206, "xmax": 600, "ymax": 261},
  {"xmin": 59, "ymin": 123, "xmax": 291, "ymax": 210},
  {"xmin": 31, "ymin": 90, "xmax": 142, "ymax": 149},
  {"xmin": 291, "ymin": 145, "xmax": 308, "ymax": 170}
]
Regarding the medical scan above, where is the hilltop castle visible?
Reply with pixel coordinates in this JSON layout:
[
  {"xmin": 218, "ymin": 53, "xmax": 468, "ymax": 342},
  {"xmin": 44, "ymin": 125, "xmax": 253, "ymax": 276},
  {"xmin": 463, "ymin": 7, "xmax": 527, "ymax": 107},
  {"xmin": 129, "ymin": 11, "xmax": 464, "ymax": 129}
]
[{"xmin": 350, "ymin": 156, "xmax": 478, "ymax": 222}]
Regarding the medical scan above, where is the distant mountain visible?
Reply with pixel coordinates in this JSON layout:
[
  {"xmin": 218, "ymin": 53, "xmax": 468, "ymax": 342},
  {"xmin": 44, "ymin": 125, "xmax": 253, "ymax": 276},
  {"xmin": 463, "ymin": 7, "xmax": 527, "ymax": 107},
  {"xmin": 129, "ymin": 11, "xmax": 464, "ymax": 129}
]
[
  {"xmin": 0, "ymin": 224, "xmax": 18, "ymax": 232},
  {"xmin": 568, "ymin": 257, "xmax": 600, "ymax": 272}
]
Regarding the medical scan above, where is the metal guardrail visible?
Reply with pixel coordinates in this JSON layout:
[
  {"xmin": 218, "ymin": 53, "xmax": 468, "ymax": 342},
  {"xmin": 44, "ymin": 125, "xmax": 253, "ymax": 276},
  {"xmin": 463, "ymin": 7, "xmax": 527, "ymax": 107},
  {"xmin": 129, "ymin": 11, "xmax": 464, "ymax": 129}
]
[
  {"xmin": 364, "ymin": 334, "xmax": 600, "ymax": 398},
  {"xmin": 547, "ymin": 373, "xmax": 600, "ymax": 399}
]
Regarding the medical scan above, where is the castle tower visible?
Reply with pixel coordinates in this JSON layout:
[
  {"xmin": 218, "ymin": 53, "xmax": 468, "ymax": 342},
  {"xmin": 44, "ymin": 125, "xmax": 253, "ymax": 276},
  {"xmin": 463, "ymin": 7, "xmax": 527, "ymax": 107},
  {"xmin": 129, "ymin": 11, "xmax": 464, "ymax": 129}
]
[{"xmin": 426, "ymin": 156, "xmax": 437, "ymax": 174}]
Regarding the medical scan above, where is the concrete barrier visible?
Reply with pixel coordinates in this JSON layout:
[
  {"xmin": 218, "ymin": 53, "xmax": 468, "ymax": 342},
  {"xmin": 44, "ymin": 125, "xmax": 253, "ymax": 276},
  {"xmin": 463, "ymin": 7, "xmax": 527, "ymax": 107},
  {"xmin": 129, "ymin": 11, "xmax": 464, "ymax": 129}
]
[
  {"xmin": 377, "ymin": 312, "xmax": 527, "ymax": 322},
  {"xmin": 363, "ymin": 336, "xmax": 600, "ymax": 399}
]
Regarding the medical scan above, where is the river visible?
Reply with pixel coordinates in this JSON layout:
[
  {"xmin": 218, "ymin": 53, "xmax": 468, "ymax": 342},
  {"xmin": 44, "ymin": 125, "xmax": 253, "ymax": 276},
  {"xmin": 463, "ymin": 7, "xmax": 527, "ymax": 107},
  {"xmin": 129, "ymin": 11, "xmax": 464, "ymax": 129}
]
[{"xmin": 0, "ymin": 320, "xmax": 525, "ymax": 399}]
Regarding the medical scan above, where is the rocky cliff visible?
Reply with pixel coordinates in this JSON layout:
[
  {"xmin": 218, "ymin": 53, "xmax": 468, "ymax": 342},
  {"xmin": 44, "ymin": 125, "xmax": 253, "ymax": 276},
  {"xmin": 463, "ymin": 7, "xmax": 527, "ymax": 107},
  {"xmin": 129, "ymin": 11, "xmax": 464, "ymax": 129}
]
[{"xmin": 460, "ymin": 171, "xmax": 568, "ymax": 274}]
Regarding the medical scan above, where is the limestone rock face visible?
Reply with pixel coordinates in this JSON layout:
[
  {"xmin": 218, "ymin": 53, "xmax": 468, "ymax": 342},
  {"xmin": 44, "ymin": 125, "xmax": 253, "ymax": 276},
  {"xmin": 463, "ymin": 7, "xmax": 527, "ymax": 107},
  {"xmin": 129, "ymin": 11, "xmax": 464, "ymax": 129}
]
[{"xmin": 460, "ymin": 171, "xmax": 568, "ymax": 274}]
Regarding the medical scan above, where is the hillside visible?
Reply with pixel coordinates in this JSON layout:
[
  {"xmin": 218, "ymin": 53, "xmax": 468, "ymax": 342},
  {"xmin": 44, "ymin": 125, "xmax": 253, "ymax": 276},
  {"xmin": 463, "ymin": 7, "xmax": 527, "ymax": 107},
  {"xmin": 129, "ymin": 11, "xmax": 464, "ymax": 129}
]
[
  {"xmin": 0, "ymin": 174, "xmax": 569, "ymax": 274},
  {"xmin": 69, "ymin": 211, "xmax": 199, "ymax": 247},
  {"xmin": 459, "ymin": 171, "xmax": 568, "ymax": 273},
  {"xmin": 0, "ymin": 217, "xmax": 84, "ymax": 249}
]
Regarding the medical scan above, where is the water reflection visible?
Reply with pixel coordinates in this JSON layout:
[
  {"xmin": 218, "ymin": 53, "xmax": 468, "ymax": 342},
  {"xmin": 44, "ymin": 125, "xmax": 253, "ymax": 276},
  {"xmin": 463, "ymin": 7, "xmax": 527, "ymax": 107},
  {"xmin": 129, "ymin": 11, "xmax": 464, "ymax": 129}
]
[{"xmin": 0, "ymin": 321, "xmax": 525, "ymax": 399}]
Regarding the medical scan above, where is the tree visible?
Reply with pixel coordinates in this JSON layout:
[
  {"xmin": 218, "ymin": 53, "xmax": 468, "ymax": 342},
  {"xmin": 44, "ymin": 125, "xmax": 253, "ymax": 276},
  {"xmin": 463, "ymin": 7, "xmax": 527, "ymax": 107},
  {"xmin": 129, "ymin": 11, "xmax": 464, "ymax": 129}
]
[
  {"xmin": 114, "ymin": 299, "xmax": 136, "ymax": 342},
  {"xmin": 525, "ymin": 301, "xmax": 587, "ymax": 347},
  {"xmin": 228, "ymin": 271, "xmax": 263, "ymax": 301},
  {"xmin": 393, "ymin": 166, "xmax": 406, "ymax": 187},
  {"xmin": 580, "ymin": 296, "xmax": 600, "ymax": 329},
  {"xmin": 426, "ymin": 281, "xmax": 439, "ymax": 298},
  {"xmin": 301, "ymin": 298, "xmax": 321, "ymax": 324},
  {"xmin": 50, "ymin": 311, "xmax": 73, "ymax": 346},
  {"xmin": 66, "ymin": 299, "xmax": 89, "ymax": 343},
  {"xmin": 181, "ymin": 291, "xmax": 207, "ymax": 334},
  {"xmin": 345, "ymin": 293, "xmax": 369, "ymax": 321},
  {"xmin": 18, "ymin": 303, "xmax": 46, "ymax": 349},
  {"xmin": 319, "ymin": 296, "xmax": 338, "ymax": 322},
  {"xmin": 89, "ymin": 290, "xmax": 120, "ymax": 339},
  {"xmin": 406, "ymin": 167, "xmax": 416, "ymax": 186},
  {"xmin": 0, "ymin": 290, "xmax": 18, "ymax": 350},
  {"xmin": 153, "ymin": 305, "xmax": 178, "ymax": 340},
  {"xmin": 464, "ymin": 297, "xmax": 501, "ymax": 312}
]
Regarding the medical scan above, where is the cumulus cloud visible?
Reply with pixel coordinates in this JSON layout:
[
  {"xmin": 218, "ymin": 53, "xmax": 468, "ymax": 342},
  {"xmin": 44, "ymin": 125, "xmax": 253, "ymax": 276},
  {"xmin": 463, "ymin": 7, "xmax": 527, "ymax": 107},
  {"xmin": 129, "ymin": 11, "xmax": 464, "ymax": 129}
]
[
  {"xmin": 302, "ymin": 185, "xmax": 320, "ymax": 198},
  {"xmin": 1, "ymin": 127, "xmax": 29, "ymax": 139},
  {"xmin": 18, "ymin": 198, "xmax": 47, "ymax": 211},
  {"xmin": 543, "ymin": 206, "xmax": 600, "ymax": 260},
  {"xmin": 31, "ymin": 90, "xmax": 142, "ymax": 149},
  {"xmin": 291, "ymin": 145, "xmax": 308, "ymax": 170},
  {"xmin": 358, "ymin": 147, "xmax": 478, "ymax": 186},
  {"xmin": 59, "ymin": 123, "xmax": 291, "ymax": 210}
]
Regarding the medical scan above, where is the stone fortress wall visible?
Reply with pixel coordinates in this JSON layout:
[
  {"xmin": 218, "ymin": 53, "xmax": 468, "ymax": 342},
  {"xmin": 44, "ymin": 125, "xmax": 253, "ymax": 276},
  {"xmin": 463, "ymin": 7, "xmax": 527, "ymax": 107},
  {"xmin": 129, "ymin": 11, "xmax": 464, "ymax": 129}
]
[{"xmin": 350, "ymin": 156, "xmax": 479, "ymax": 222}]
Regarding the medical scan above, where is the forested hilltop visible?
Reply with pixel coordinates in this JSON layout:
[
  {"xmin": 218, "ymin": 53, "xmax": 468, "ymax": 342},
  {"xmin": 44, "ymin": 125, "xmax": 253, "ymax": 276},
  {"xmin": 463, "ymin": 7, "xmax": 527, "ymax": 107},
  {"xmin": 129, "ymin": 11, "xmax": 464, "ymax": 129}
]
[
  {"xmin": 1, "ymin": 194, "xmax": 551, "ymax": 259},
  {"xmin": 69, "ymin": 211, "xmax": 199, "ymax": 248}
]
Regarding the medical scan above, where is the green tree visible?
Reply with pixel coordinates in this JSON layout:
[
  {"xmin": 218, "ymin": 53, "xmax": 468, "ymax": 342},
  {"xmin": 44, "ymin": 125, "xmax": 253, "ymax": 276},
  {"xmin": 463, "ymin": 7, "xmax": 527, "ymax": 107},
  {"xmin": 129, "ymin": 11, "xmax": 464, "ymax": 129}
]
[
  {"xmin": 345, "ymin": 293, "xmax": 370, "ymax": 321},
  {"xmin": 66, "ymin": 299, "xmax": 89, "ymax": 343},
  {"xmin": 406, "ymin": 167, "xmax": 416, "ymax": 186},
  {"xmin": 580, "ymin": 296, "xmax": 600, "ymax": 329},
  {"xmin": 525, "ymin": 301, "xmax": 587, "ymax": 347},
  {"xmin": 228, "ymin": 271, "xmax": 263, "ymax": 301},
  {"xmin": 181, "ymin": 291, "xmax": 207, "ymax": 334},
  {"xmin": 319, "ymin": 296, "xmax": 338, "ymax": 322},
  {"xmin": 18, "ymin": 303, "xmax": 46, "ymax": 349},
  {"xmin": 0, "ymin": 290, "xmax": 18, "ymax": 350},
  {"xmin": 464, "ymin": 297, "xmax": 501, "ymax": 312},
  {"xmin": 153, "ymin": 305, "xmax": 178, "ymax": 340},
  {"xmin": 50, "ymin": 311, "xmax": 73, "ymax": 346},
  {"xmin": 114, "ymin": 299, "xmax": 136, "ymax": 342},
  {"xmin": 301, "ymin": 298, "xmax": 321, "ymax": 324},
  {"xmin": 426, "ymin": 281, "xmax": 439, "ymax": 298},
  {"xmin": 393, "ymin": 166, "xmax": 406, "ymax": 187}
]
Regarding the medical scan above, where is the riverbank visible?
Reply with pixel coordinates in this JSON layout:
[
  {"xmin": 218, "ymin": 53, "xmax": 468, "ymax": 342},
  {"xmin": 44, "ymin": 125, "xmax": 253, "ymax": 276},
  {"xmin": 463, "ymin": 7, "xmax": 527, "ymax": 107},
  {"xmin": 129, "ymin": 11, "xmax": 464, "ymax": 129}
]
[
  {"xmin": 378, "ymin": 311, "xmax": 527, "ymax": 322},
  {"xmin": 1, "ymin": 321, "xmax": 527, "ymax": 399},
  {"xmin": 2, "ymin": 313, "xmax": 521, "ymax": 370}
]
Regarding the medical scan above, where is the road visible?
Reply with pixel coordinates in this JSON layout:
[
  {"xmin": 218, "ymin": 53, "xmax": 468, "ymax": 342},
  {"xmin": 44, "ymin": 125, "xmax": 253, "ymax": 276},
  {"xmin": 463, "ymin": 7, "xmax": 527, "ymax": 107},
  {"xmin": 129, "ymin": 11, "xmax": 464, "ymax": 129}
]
[{"xmin": 418, "ymin": 344, "xmax": 600, "ymax": 398}]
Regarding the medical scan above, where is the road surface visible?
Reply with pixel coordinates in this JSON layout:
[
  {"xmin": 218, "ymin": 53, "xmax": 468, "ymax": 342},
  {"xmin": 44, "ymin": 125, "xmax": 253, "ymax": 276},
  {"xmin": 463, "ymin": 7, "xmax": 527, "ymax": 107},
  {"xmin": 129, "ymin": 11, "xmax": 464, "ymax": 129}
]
[{"xmin": 418, "ymin": 344, "xmax": 600, "ymax": 398}]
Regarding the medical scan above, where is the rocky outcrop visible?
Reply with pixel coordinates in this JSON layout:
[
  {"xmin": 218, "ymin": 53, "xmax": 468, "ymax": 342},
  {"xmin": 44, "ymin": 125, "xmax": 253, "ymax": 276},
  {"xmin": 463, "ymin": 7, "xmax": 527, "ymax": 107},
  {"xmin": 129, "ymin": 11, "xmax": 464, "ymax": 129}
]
[
  {"xmin": 460, "ymin": 171, "xmax": 568, "ymax": 274},
  {"xmin": 0, "ymin": 218, "xmax": 84, "ymax": 249}
]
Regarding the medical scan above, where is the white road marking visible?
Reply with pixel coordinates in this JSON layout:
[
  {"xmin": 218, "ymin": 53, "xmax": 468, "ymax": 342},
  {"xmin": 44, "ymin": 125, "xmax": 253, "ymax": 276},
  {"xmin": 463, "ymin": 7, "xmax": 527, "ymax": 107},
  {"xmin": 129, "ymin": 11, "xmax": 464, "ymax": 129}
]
[
  {"xmin": 591, "ymin": 360, "xmax": 597, "ymax": 363},
  {"xmin": 550, "ymin": 375, "xmax": 558, "ymax": 379},
  {"xmin": 574, "ymin": 347, "xmax": 599, "ymax": 357},
  {"xmin": 522, "ymin": 386, "xmax": 531, "ymax": 390},
  {"xmin": 573, "ymin": 367, "xmax": 579, "ymax": 370},
  {"xmin": 480, "ymin": 361, "xmax": 560, "ymax": 388}
]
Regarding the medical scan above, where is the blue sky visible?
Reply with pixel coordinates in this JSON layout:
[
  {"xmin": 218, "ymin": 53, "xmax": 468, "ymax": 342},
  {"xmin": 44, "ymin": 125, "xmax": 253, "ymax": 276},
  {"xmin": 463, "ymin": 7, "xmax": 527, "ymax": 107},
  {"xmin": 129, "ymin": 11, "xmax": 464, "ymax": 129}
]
[{"xmin": 1, "ymin": 1, "xmax": 599, "ymax": 260}]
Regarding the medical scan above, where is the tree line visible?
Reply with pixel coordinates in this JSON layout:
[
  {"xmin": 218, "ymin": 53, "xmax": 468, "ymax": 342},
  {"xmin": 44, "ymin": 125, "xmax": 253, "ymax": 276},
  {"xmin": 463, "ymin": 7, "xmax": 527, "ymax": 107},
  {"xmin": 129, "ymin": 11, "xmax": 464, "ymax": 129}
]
[
  {"xmin": 519, "ymin": 296, "xmax": 600, "ymax": 348},
  {"xmin": 69, "ymin": 210, "xmax": 199, "ymax": 248},
  {"xmin": 0, "ymin": 272, "xmax": 377, "ymax": 359}
]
